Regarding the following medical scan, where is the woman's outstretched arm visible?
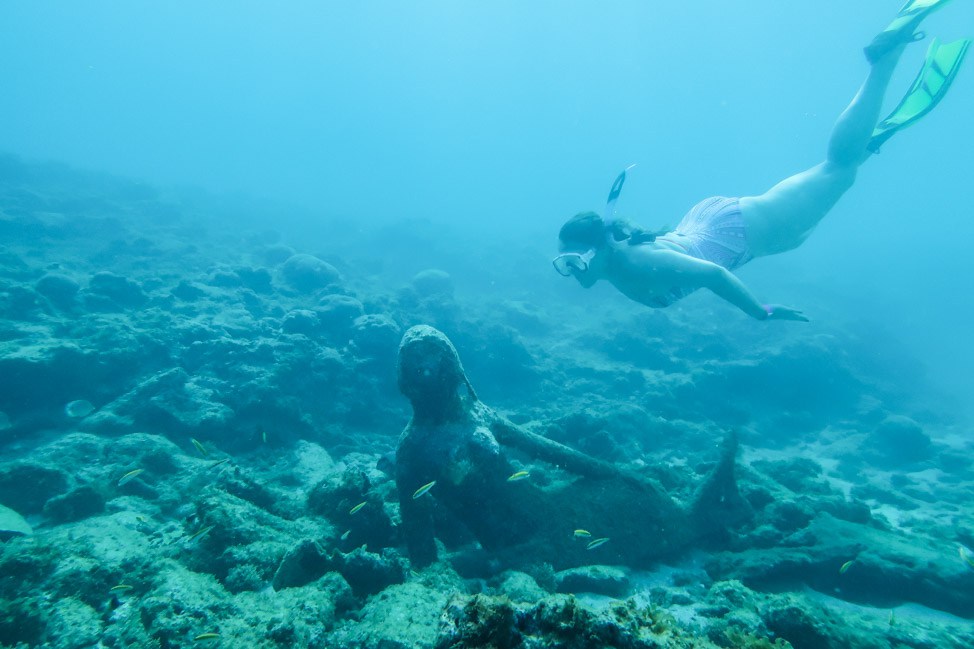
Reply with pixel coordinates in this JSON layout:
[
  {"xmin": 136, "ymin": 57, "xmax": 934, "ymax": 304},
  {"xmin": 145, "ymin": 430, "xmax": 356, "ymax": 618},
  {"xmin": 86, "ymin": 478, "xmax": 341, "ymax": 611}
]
[
  {"xmin": 648, "ymin": 250, "xmax": 807, "ymax": 321},
  {"xmin": 705, "ymin": 265, "xmax": 808, "ymax": 321}
]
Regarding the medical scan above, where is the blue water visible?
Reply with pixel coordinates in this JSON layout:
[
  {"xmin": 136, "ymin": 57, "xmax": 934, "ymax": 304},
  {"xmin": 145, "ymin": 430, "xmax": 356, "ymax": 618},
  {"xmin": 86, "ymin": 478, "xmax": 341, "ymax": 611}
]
[
  {"xmin": 2, "ymin": 3, "xmax": 974, "ymax": 646},
  {"xmin": 2, "ymin": 1, "xmax": 971, "ymax": 411}
]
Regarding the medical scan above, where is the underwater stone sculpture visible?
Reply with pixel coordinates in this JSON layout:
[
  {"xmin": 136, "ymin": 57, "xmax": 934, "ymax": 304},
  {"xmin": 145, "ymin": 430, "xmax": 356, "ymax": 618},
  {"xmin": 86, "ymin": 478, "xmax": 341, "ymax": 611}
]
[{"xmin": 395, "ymin": 325, "xmax": 749, "ymax": 569}]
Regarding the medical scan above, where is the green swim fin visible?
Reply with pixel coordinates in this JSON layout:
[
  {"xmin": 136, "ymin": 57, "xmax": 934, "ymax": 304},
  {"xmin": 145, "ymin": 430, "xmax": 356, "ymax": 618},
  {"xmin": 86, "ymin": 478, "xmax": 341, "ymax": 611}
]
[
  {"xmin": 868, "ymin": 37, "xmax": 971, "ymax": 153},
  {"xmin": 864, "ymin": 0, "xmax": 954, "ymax": 64}
]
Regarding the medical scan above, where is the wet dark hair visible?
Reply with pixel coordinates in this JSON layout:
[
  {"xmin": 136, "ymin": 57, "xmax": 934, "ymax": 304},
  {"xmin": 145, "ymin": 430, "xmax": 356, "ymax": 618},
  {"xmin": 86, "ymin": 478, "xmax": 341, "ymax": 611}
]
[
  {"xmin": 558, "ymin": 211, "xmax": 603, "ymax": 251},
  {"xmin": 559, "ymin": 211, "xmax": 670, "ymax": 251}
]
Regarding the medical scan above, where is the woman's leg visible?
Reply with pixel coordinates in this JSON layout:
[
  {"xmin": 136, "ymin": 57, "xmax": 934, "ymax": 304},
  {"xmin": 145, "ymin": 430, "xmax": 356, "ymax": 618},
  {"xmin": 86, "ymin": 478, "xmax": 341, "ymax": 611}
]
[{"xmin": 740, "ymin": 44, "xmax": 907, "ymax": 258}]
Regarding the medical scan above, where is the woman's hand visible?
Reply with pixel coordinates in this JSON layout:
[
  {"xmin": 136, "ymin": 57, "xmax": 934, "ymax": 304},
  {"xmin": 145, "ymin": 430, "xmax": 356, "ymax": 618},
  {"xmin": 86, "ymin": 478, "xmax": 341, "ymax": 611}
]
[{"xmin": 762, "ymin": 304, "xmax": 809, "ymax": 322}]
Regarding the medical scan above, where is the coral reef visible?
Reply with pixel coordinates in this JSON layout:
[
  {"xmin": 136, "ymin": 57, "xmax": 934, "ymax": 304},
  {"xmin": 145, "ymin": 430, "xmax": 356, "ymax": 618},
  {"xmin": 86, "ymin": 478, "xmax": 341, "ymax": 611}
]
[{"xmin": 1, "ymin": 156, "xmax": 973, "ymax": 647}]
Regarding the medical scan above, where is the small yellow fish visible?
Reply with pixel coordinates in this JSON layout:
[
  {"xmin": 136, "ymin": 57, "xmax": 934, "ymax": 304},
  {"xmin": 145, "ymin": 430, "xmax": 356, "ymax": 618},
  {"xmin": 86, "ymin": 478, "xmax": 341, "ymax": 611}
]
[
  {"xmin": 135, "ymin": 515, "xmax": 148, "ymax": 524},
  {"xmin": 586, "ymin": 537, "xmax": 610, "ymax": 550},
  {"xmin": 959, "ymin": 546, "xmax": 974, "ymax": 570},
  {"xmin": 109, "ymin": 584, "xmax": 134, "ymax": 593},
  {"xmin": 261, "ymin": 430, "xmax": 267, "ymax": 444},
  {"xmin": 412, "ymin": 481, "xmax": 436, "ymax": 499},
  {"xmin": 208, "ymin": 458, "xmax": 230, "ymax": 470},
  {"xmin": 194, "ymin": 633, "xmax": 220, "ymax": 641},
  {"xmin": 573, "ymin": 529, "xmax": 592, "ymax": 538},
  {"xmin": 839, "ymin": 560, "xmax": 854, "ymax": 574},
  {"xmin": 117, "ymin": 469, "xmax": 144, "ymax": 486},
  {"xmin": 349, "ymin": 502, "xmax": 367, "ymax": 515},
  {"xmin": 410, "ymin": 569, "xmax": 420, "ymax": 578},
  {"xmin": 186, "ymin": 525, "xmax": 214, "ymax": 542},
  {"xmin": 191, "ymin": 438, "xmax": 208, "ymax": 457},
  {"xmin": 340, "ymin": 530, "xmax": 351, "ymax": 541},
  {"xmin": 507, "ymin": 470, "xmax": 530, "ymax": 482}
]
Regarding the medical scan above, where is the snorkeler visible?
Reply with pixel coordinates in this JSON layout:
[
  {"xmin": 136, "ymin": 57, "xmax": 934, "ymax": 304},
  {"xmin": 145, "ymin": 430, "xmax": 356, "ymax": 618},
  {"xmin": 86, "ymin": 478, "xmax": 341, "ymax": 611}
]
[{"xmin": 554, "ymin": 1, "xmax": 970, "ymax": 321}]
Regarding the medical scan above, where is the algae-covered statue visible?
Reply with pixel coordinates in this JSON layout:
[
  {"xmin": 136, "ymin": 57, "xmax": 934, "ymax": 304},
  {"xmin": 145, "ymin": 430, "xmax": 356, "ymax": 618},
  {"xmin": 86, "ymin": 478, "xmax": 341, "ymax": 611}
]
[{"xmin": 395, "ymin": 325, "xmax": 749, "ymax": 569}]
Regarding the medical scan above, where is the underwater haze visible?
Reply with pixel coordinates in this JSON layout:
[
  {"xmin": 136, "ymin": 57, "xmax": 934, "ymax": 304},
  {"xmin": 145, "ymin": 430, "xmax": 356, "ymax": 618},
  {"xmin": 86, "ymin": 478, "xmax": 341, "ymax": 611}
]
[
  {"xmin": 3, "ymin": 0, "xmax": 973, "ymax": 405},
  {"xmin": 2, "ymin": 1, "xmax": 974, "ymax": 647}
]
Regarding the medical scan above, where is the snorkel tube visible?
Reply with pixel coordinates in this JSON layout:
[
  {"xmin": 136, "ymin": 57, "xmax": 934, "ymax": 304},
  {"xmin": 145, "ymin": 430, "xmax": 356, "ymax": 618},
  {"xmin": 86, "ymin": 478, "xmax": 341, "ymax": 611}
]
[
  {"xmin": 602, "ymin": 163, "xmax": 635, "ymax": 231},
  {"xmin": 552, "ymin": 164, "xmax": 636, "ymax": 277}
]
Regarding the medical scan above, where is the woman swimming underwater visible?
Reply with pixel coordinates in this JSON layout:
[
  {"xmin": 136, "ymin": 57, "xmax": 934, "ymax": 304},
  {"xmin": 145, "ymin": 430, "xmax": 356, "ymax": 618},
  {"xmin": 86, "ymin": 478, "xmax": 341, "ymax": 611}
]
[{"xmin": 555, "ymin": 0, "xmax": 970, "ymax": 321}]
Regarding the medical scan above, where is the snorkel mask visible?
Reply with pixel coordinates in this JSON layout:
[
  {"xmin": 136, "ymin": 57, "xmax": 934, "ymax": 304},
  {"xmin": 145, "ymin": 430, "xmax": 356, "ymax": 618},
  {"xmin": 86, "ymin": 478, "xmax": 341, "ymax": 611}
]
[
  {"xmin": 552, "ymin": 248, "xmax": 596, "ymax": 276},
  {"xmin": 553, "ymin": 164, "xmax": 635, "ymax": 278}
]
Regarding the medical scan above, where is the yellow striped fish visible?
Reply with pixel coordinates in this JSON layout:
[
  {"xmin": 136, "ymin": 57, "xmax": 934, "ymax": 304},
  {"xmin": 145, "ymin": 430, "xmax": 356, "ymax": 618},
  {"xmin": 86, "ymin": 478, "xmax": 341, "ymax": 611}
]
[
  {"xmin": 194, "ymin": 633, "xmax": 220, "ymax": 641},
  {"xmin": 412, "ymin": 481, "xmax": 436, "ymax": 499},
  {"xmin": 117, "ymin": 469, "xmax": 144, "ymax": 486},
  {"xmin": 191, "ymin": 438, "xmax": 208, "ymax": 457}
]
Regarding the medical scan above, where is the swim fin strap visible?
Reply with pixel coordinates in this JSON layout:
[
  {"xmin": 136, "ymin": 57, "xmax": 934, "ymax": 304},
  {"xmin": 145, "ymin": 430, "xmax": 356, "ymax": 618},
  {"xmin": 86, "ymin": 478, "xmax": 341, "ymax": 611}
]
[
  {"xmin": 868, "ymin": 37, "xmax": 971, "ymax": 153},
  {"xmin": 864, "ymin": 0, "xmax": 954, "ymax": 63}
]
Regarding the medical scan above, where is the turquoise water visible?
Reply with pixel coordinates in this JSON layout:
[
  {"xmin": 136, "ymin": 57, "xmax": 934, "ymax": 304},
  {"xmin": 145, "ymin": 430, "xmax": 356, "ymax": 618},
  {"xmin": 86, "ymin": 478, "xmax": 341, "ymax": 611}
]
[
  {"xmin": 1, "ymin": 2, "xmax": 973, "ymax": 647},
  {"xmin": 2, "ymin": 1, "xmax": 972, "ymax": 402}
]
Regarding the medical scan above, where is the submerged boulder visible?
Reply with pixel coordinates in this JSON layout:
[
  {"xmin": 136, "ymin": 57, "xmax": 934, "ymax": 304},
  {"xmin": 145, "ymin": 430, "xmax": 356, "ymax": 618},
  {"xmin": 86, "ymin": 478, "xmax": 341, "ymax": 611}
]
[
  {"xmin": 350, "ymin": 314, "xmax": 401, "ymax": 359},
  {"xmin": 411, "ymin": 269, "xmax": 453, "ymax": 297},
  {"xmin": 81, "ymin": 368, "xmax": 234, "ymax": 437},
  {"xmin": 0, "ymin": 464, "xmax": 69, "ymax": 514},
  {"xmin": 87, "ymin": 271, "xmax": 147, "ymax": 308},
  {"xmin": 497, "ymin": 571, "xmax": 548, "ymax": 603},
  {"xmin": 281, "ymin": 254, "xmax": 340, "ymax": 292},
  {"xmin": 281, "ymin": 309, "xmax": 320, "ymax": 336},
  {"xmin": 864, "ymin": 414, "xmax": 933, "ymax": 467},
  {"xmin": 35, "ymin": 273, "xmax": 80, "ymax": 307},
  {"xmin": 331, "ymin": 546, "xmax": 407, "ymax": 598},
  {"xmin": 555, "ymin": 565, "xmax": 631, "ymax": 598},
  {"xmin": 316, "ymin": 294, "xmax": 364, "ymax": 336},
  {"xmin": 42, "ymin": 485, "xmax": 105, "ymax": 524},
  {"xmin": 262, "ymin": 243, "xmax": 296, "ymax": 265},
  {"xmin": 272, "ymin": 539, "xmax": 330, "ymax": 590}
]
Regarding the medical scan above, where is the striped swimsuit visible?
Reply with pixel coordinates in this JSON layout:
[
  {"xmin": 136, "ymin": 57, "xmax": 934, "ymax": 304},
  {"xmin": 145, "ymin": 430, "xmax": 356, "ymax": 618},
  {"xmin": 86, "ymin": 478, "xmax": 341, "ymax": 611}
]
[{"xmin": 648, "ymin": 196, "xmax": 753, "ymax": 308}]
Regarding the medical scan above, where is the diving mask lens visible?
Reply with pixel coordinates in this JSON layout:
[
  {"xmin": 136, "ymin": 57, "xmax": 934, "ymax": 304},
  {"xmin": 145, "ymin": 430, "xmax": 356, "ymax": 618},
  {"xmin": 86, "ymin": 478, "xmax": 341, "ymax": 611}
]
[{"xmin": 552, "ymin": 249, "xmax": 595, "ymax": 277}]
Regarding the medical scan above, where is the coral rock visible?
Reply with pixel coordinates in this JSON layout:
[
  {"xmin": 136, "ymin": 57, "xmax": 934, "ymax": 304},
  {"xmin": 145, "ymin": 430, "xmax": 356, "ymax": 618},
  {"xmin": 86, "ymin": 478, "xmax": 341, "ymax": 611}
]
[
  {"xmin": 42, "ymin": 485, "xmax": 105, "ymax": 524},
  {"xmin": 0, "ymin": 464, "xmax": 69, "ymax": 514},
  {"xmin": 555, "ymin": 565, "xmax": 631, "ymax": 598},
  {"xmin": 87, "ymin": 271, "xmax": 147, "ymax": 307},
  {"xmin": 333, "ymin": 546, "xmax": 407, "ymax": 598},
  {"xmin": 411, "ymin": 269, "xmax": 454, "ymax": 297},
  {"xmin": 35, "ymin": 273, "xmax": 80, "ymax": 307},
  {"xmin": 865, "ymin": 415, "xmax": 932, "ymax": 467},
  {"xmin": 350, "ymin": 314, "xmax": 401, "ymax": 359},
  {"xmin": 273, "ymin": 539, "xmax": 329, "ymax": 590},
  {"xmin": 281, "ymin": 309, "xmax": 320, "ymax": 336},
  {"xmin": 281, "ymin": 254, "xmax": 340, "ymax": 292}
]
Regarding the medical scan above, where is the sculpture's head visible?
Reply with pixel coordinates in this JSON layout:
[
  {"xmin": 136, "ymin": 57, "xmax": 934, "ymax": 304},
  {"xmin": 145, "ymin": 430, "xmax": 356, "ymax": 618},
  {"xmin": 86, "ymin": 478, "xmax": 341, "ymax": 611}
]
[{"xmin": 397, "ymin": 325, "xmax": 477, "ymax": 423}]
